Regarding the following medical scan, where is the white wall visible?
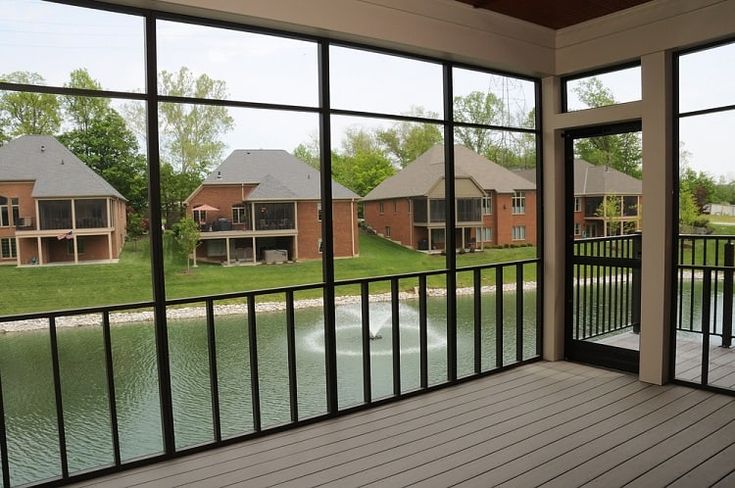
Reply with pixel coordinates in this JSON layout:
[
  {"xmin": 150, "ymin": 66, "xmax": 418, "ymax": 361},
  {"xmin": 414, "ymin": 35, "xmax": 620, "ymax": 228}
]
[{"xmin": 101, "ymin": 0, "xmax": 555, "ymax": 75}]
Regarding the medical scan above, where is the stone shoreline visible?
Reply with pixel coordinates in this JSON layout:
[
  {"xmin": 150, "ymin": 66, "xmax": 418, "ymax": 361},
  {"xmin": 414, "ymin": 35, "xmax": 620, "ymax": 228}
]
[{"xmin": 2, "ymin": 282, "xmax": 537, "ymax": 334}]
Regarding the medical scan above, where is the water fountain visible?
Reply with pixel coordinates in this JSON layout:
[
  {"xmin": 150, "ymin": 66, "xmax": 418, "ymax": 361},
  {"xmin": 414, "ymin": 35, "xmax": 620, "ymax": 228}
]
[
  {"xmin": 369, "ymin": 320, "xmax": 383, "ymax": 340},
  {"xmin": 303, "ymin": 301, "xmax": 446, "ymax": 356}
]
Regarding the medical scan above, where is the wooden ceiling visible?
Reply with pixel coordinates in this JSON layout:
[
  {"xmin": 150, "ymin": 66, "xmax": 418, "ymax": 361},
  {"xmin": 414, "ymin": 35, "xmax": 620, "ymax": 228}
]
[{"xmin": 455, "ymin": 0, "xmax": 653, "ymax": 29}]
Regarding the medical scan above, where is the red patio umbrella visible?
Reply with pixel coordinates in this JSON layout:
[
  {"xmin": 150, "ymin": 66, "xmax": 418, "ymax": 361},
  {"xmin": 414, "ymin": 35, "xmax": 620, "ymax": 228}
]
[{"xmin": 192, "ymin": 204, "xmax": 220, "ymax": 212}]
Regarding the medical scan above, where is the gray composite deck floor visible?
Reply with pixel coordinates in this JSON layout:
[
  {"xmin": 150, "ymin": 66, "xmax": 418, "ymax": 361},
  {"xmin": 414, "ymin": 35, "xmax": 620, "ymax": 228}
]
[
  {"xmin": 71, "ymin": 361, "xmax": 735, "ymax": 488},
  {"xmin": 595, "ymin": 330, "xmax": 735, "ymax": 388}
]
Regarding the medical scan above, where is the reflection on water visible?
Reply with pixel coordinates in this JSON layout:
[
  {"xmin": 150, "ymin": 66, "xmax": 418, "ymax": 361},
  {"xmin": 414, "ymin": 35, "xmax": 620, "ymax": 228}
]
[{"xmin": 0, "ymin": 292, "xmax": 537, "ymax": 486}]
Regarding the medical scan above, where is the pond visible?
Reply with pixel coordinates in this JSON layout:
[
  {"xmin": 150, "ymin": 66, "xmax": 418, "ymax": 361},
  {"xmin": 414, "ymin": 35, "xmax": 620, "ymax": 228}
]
[{"xmin": 0, "ymin": 291, "xmax": 538, "ymax": 486}]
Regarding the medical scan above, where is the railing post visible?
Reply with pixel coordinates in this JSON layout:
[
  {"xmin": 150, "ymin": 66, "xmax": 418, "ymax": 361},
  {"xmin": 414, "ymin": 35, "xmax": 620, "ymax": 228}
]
[
  {"xmin": 721, "ymin": 242, "xmax": 734, "ymax": 348},
  {"xmin": 631, "ymin": 232, "xmax": 642, "ymax": 334}
]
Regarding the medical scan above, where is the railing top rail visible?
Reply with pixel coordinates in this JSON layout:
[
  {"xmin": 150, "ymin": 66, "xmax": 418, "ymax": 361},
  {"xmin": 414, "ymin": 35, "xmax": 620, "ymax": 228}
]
[
  {"xmin": 678, "ymin": 263, "xmax": 735, "ymax": 271},
  {"xmin": 0, "ymin": 301, "xmax": 156, "ymax": 323},
  {"xmin": 678, "ymin": 234, "xmax": 735, "ymax": 240},
  {"xmin": 574, "ymin": 234, "xmax": 640, "ymax": 243},
  {"xmin": 0, "ymin": 258, "xmax": 540, "ymax": 323}
]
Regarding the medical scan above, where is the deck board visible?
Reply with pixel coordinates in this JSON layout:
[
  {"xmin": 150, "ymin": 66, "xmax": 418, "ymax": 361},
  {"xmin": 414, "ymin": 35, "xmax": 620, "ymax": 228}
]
[{"xmin": 70, "ymin": 361, "xmax": 735, "ymax": 488}]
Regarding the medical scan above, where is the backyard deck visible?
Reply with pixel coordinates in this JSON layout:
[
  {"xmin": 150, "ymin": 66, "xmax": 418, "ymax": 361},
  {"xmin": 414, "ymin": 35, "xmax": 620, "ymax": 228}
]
[{"xmin": 71, "ymin": 361, "xmax": 735, "ymax": 488}]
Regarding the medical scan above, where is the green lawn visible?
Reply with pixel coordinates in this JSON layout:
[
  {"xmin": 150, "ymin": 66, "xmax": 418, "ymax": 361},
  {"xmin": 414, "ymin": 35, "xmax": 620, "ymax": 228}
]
[{"xmin": 2, "ymin": 232, "xmax": 537, "ymax": 316}]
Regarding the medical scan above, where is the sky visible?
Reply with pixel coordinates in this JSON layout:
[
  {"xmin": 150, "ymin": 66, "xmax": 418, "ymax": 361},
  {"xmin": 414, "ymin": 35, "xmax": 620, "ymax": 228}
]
[{"xmin": 0, "ymin": 0, "xmax": 732, "ymax": 180}]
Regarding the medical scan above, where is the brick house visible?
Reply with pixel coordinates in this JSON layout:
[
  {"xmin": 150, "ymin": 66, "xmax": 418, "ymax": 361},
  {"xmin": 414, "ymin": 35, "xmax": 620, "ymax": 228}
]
[
  {"xmin": 185, "ymin": 149, "xmax": 360, "ymax": 264},
  {"xmin": 0, "ymin": 135, "xmax": 127, "ymax": 266},
  {"xmin": 362, "ymin": 145, "xmax": 537, "ymax": 251},
  {"xmin": 519, "ymin": 159, "xmax": 642, "ymax": 238}
]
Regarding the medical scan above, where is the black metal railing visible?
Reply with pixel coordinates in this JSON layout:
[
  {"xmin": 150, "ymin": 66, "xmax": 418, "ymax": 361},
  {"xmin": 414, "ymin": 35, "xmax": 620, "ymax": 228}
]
[
  {"xmin": 571, "ymin": 234, "xmax": 642, "ymax": 341},
  {"xmin": 674, "ymin": 235, "xmax": 735, "ymax": 389},
  {"xmin": 0, "ymin": 258, "xmax": 539, "ymax": 488},
  {"xmin": 676, "ymin": 235, "xmax": 735, "ymax": 342}
]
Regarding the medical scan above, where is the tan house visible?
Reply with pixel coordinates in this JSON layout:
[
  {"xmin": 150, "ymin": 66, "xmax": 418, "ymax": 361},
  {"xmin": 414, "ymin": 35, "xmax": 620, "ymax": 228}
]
[
  {"xmin": 363, "ymin": 144, "xmax": 537, "ymax": 251},
  {"xmin": 185, "ymin": 149, "xmax": 360, "ymax": 264},
  {"xmin": 0, "ymin": 135, "xmax": 127, "ymax": 266}
]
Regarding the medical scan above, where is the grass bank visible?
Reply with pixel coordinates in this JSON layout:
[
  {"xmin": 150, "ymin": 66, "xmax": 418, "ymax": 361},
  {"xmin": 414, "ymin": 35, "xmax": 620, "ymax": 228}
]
[{"xmin": 3, "ymin": 232, "xmax": 537, "ymax": 316}]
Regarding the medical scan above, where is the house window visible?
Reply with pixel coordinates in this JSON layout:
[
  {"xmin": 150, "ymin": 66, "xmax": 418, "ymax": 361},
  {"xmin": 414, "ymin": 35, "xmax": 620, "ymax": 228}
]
[
  {"xmin": 379, "ymin": 202, "xmax": 384, "ymax": 215},
  {"xmin": 66, "ymin": 239, "xmax": 85, "ymax": 255},
  {"xmin": 318, "ymin": 238, "xmax": 323, "ymax": 254},
  {"xmin": 255, "ymin": 203, "xmax": 295, "ymax": 230},
  {"xmin": 75, "ymin": 199, "xmax": 108, "ymax": 228},
  {"xmin": 193, "ymin": 210, "xmax": 207, "ymax": 223},
  {"xmin": 0, "ymin": 238, "xmax": 16, "ymax": 259},
  {"xmin": 457, "ymin": 198, "xmax": 482, "ymax": 222},
  {"xmin": 512, "ymin": 225, "xmax": 526, "ymax": 241},
  {"xmin": 39, "ymin": 200, "xmax": 72, "ymax": 230},
  {"xmin": 574, "ymin": 197, "xmax": 581, "ymax": 212},
  {"xmin": 0, "ymin": 197, "xmax": 8, "ymax": 227},
  {"xmin": 393, "ymin": 200, "xmax": 398, "ymax": 213},
  {"xmin": 480, "ymin": 227, "xmax": 493, "ymax": 242},
  {"xmin": 482, "ymin": 196, "xmax": 492, "ymax": 215},
  {"xmin": 511, "ymin": 192, "xmax": 526, "ymax": 215},
  {"xmin": 317, "ymin": 202, "xmax": 322, "ymax": 221},
  {"xmin": 232, "ymin": 206, "xmax": 249, "ymax": 224},
  {"xmin": 408, "ymin": 199, "xmax": 412, "ymax": 214},
  {"xmin": 574, "ymin": 223, "xmax": 582, "ymax": 236},
  {"xmin": 385, "ymin": 226, "xmax": 391, "ymax": 238},
  {"xmin": 11, "ymin": 198, "xmax": 19, "ymax": 226}
]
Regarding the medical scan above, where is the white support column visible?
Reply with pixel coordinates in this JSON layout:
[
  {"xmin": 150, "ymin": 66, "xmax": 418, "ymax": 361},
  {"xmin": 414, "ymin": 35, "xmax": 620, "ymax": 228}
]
[
  {"xmin": 37, "ymin": 237, "xmax": 43, "ymax": 265},
  {"xmin": 15, "ymin": 238, "xmax": 21, "ymax": 267},
  {"xmin": 107, "ymin": 233, "xmax": 113, "ymax": 261},
  {"xmin": 106, "ymin": 198, "xmax": 111, "ymax": 229},
  {"xmin": 73, "ymin": 235, "xmax": 79, "ymax": 264},
  {"xmin": 226, "ymin": 237, "xmax": 231, "ymax": 265},
  {"xmin": 542, "ymin": 75, "xmax": 566, "ymax": 361},
  {"xmin": 70, "ymin": 199, "xmax": 76, "ymax": 230},
  {"xmin": 252, "ymin": 237, "xmax": 257, "ymax": 264},
  {"xmin": 639, "ymin": 51, "xmax": 674, "ymax": 385},
  {"xmin": 350, "ymin": 200, "xmax": 355, "ymax": 256},
  {"xmin": 428, "ymin": 227, "xmax": 432, "ymax": 251}
]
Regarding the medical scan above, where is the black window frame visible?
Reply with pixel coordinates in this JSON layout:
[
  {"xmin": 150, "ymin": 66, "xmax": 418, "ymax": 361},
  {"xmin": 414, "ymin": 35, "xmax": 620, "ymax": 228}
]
[{"xmin": 0, "ymin": 2, "xmax": 545, "ymax": 484}]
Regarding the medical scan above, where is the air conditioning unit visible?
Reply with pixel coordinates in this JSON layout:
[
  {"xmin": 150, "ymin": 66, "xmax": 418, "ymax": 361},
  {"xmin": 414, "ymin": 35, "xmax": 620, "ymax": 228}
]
[{"xmin": 263, "ymin": 249, "xmax": 288, "ymax": 264}]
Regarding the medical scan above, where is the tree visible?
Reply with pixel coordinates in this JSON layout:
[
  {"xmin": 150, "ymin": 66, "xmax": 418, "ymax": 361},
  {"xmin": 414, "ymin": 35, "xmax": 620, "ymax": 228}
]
[
  {"xmin": 595, "ymin": 195, "xmax": 623, "ymax": 236},
  {"xmin": 453, "ymin": 91, "xmax": 503, "ymax": 156},
  {"xmin": 293, "ymin": 135, "xmax": 320, "ymax": 169},
  {"xmin": 160, "ymin": 163, "xmax": 201, "ymax": 224},
  {"xmin": 63, "ymin": 68, "xmax": 110, "ymax": 132},
  {"xmin": 59, "ymin": 108, "xmax": 148, "ymax": 211},
  {"xmin": 0, "ymin": 71, "xmax": 61, "ymax": 137},
  {"xmin": 126, "ymin": 212, "xmax": 146, "ymax": 251},
  {"xmin": 332, "ymin": 128, "xmax": 395, "ymax": 196},
  {"xmin": 375, "ymin": 107, "xmax": 442, "ymax": 168},
  {"xmin": 572, "ymin": 78, "xmax": 642, "ymax": 178},
  {"xmin": 679, "ymin": 185, "xmax": 699, "ymax": 228},
  {"xmin": 680, "ymin": 167, "xmax": 715, "ymax": 212},
  {"xmin": 172, "ymin": 216, "xmax": 200, "ymax": 272},
  {"xmin": 712, "ymin": 177, "xmax": 735, "ymax": 205},
  {"xmin": 158, "ymin": 67, "xmax": 234, "ymax": 177}
]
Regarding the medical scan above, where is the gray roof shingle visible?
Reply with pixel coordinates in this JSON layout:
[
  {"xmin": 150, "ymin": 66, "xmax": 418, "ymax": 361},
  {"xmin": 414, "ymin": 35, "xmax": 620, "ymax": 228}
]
[
  {"xmin": 0, "ymin": 135, "xmax": 125, "ymax": 199},
  {"xmin": 573, "ymin": 159, "xmax": 642, "ymax": 195},
  {"xmin": 203, "ymin": 149, "xmax": 359, "ymax": 200},
  {"xmin": 362, "ymin": 144, "xmax": 535, "ymax": 201},
  {"xmin": 515, "ymin": 160, "xmax": 642, "ymax": 196}
]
